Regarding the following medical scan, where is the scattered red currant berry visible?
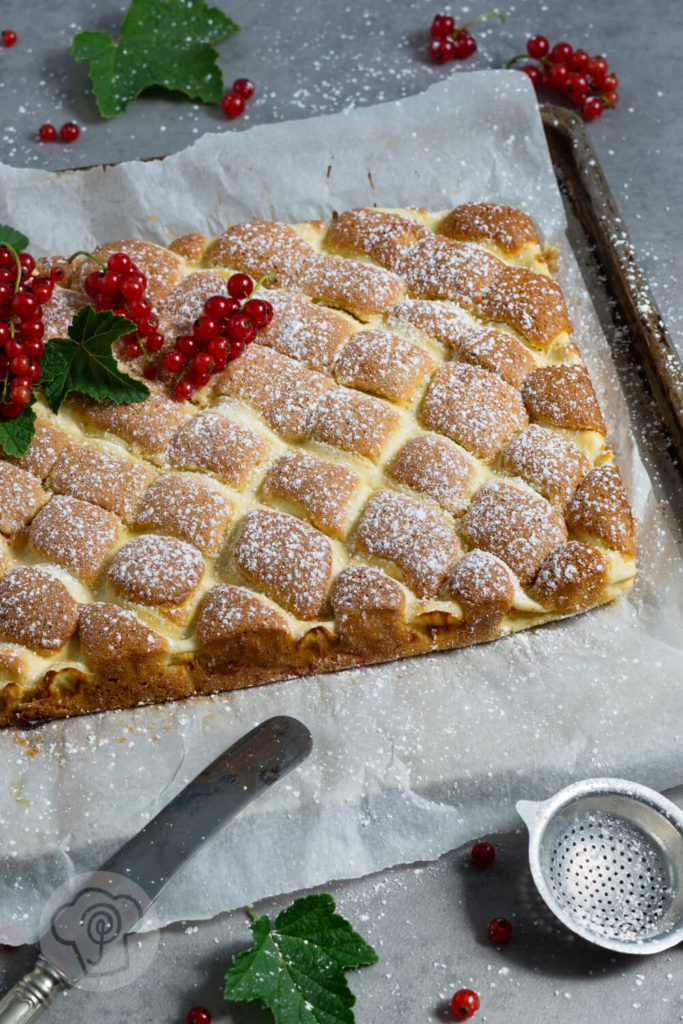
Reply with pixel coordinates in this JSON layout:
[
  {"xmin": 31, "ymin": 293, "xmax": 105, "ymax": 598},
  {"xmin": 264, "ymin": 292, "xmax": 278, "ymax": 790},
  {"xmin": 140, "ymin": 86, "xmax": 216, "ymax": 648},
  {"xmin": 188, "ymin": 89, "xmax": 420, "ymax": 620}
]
[
  {"xmin": 221, "ymin": 92, "xmax": 245, "ymax": 119},
  {"xmin": 429, "ymin": 37, "xmax": 457, "ymax": 64},
  {"xmin": 488, "ymin": 917, "xmax": 513, "ymax": 944},
  {"xmin": 549, "ymin": 41, "xmax": 573, "ymax": 63},
  {"xmin": 232, "ymin": 78, "xmax": 255, "ymax": 99},
  {"xmin": 587, "ymin": 55, "xmax": 608, "ymax": 87},
  {"xmin": 451, "ymin": 989, "xmax": 480, "ymax": 1019},
  {"xmin": 186, "ymin": 1008, "xmax": 211, "ymax": 1024},
  {"xmin": 568, "ymin": 49, "xmax": 590, "ymax": 72},
  {"xmin": 430, "ymin": 13, "xmax": 456, "ymax": 38},
  {"xmin": 470, "ymin": 841, "xmax": 495, "ymax": 868},
  {"xmin": 227, "ymin": 272, "xmax": 254, "ymax": 300},
  {"xmin": 521, "ymin": 64, "xmax": 542, "ymax": 87},
  {"xmin": 453, "ymin": 29, "xmax": 476, "ymax": 59},
  {"xmin": 582, "ymin": 95, "xmax": 604, "ymax": 120},
  {"xmin": 526, "ymin": 34, "xmax": 548, "ymax": 59},
  {"xmin": 1, "ymin": 29, "xmax": 17, "ymax": 47},
  {"xmin": 60, "ymin": 122, "xmax": 80, "ymax": 143},
  {"xmin": 39, "ymin": 123, "xmax": 56, "ymax": 142}
]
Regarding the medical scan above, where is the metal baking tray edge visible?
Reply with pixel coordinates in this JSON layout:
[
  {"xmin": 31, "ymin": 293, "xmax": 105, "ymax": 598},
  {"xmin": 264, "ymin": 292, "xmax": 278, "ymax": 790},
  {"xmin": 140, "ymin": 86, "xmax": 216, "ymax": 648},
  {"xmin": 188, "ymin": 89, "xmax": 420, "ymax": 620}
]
[{"xmin": 542, "ymin": 105, "xmax": 683, "ymax": 484}]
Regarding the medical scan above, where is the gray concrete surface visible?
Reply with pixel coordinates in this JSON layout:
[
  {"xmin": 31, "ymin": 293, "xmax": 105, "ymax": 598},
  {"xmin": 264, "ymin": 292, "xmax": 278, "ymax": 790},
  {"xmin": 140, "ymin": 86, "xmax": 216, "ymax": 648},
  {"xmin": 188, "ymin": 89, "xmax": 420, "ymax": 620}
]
[{"xmin": 0, "ymin": 1, "xmax": 681, "ymax": 1021}]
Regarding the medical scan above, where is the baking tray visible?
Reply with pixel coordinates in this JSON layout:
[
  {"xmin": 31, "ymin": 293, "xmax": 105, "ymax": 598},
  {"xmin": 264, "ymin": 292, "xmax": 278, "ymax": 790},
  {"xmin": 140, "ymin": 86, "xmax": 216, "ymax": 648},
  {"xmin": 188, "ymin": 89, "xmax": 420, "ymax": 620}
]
[{"xmin": 542, "ymin": 105, "xmax": 683, "ymax": 536}]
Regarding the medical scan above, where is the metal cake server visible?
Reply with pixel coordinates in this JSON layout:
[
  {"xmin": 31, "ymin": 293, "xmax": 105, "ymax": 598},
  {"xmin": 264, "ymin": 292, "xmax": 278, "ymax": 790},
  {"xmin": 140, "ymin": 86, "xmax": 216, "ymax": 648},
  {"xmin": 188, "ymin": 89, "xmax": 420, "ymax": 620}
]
[{"xmin": 0, "ymin": 715, "xmax": 313, "ymax": 1023}]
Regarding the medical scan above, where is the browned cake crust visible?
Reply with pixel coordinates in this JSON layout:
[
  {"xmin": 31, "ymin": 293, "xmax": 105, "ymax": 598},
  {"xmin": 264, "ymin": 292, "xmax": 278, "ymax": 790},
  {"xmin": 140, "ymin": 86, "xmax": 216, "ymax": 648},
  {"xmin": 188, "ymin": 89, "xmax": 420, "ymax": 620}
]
[{"xmin": 0, "ymin": 202, "xmax": 636, "ymax": 725}]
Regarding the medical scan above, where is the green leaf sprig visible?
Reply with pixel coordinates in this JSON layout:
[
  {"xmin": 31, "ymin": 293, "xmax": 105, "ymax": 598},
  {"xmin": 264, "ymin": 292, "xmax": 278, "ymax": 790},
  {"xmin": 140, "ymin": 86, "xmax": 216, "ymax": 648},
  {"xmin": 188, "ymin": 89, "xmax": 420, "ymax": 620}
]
[
  {"xmin": 224, "ymin": 894, "xmax": 379, "ymax": 1024},
  {"xmin": 71, "ymin": 0, "xmax": 240, "ymax": 118}
]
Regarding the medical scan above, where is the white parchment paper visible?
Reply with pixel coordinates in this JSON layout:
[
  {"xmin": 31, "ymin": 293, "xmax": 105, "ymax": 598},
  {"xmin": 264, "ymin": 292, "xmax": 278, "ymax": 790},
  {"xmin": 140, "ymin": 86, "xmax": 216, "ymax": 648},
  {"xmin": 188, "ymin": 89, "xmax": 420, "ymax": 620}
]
[{"xmin": 0, "ymin": 71, "xmax": 680, "ymax": 945}]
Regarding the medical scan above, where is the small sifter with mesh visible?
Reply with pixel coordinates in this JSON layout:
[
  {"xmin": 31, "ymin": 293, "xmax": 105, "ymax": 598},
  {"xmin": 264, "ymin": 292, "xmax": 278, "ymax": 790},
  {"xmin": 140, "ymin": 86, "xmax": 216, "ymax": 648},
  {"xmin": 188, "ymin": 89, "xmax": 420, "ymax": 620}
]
[{"xmin": 517, "ymin": 778, "xmax": 683, "ymax": 954}]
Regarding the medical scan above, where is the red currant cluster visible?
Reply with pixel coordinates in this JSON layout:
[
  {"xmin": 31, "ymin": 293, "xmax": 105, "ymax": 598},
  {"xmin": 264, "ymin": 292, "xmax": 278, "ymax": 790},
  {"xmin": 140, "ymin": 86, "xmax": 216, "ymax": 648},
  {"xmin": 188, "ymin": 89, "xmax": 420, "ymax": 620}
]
[
  {"xmin": 39, "ymin": 122, "xmax": 80, "ymax": 143},
  {"xmin": 161, "ymin": 272, "xmax": 272, "ymax": 401},
  {"xmin": 221, "ymin": 78, "xmax": 255, "ymax": 119},
  {"xmin": 509, "ymin": 37, "xmax": 618, "ymax": 120},
  {"xmin": 78, "ymin": 251, "xmax": 163, "ymax": 377},
  {"xmin": 0, "ymin": 248, "xmax": 57, "ymax": 418},
  {"xmin": 428, "ymin": 12, "xmax": 503, "ymax": 65}
]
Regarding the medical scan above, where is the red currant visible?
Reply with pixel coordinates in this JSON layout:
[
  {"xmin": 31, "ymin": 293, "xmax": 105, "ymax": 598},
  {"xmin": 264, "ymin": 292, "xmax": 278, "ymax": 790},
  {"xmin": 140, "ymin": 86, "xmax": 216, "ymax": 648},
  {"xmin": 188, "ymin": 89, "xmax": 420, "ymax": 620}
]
[
  {"xmin": 19, "ymin": 320, "xmax": 44, "ymax": 343},
  {"xmin": 0, "ymin": 402, "xmax": 23, "ymax": 419},
  {"xmin": 24, "ymin": 340, "xmax": 44, "ymax": 360},
  {"xmin": 193, "ymin": 315, "xmax": 220, "ymax": 343},
  {"xmin": 204, "ymin": 295, "xmax": 231, "ymax": 319},
  {"xmin": 11, "ymin": 292, "xmax": 38, "ymax": 319},
  {"xmin": 39, "ymin": 123, "xmax": 56, "ymax": 142},
  {"xmin": 549, "ymin": 62, "xmax": 569, "ymax": 88},
  {"xmin": 221, "ymin": 92, "xmax": 245, "ymax": 118},
  {"xmin": 84, "ymin": 272, "xmax": 103, "ymax": 298},
  {"xmin": 176, "ymin": 335, "xmax": 197, "ymax": 357},
  {"xmin": 602, "ymin": 73, "xmax": 619, "ymax": 92},
  {"xmin": 127, "ymin": 298, "xmax": 151, "ymax": 321},
  {"xmin": 10, "ymin": 355, "xmax": 30, "ymax": 376},
  {"xmin": 565, "ymin": 72, "xmax": 588, "ymax": 105},
  {"xmin": 568, "ymin": 49, "xmax": 590, "ymax": 72},
  {"xmin": 50, "ymin": 264, "xmax": 66, "ymax": 282},
  {"xmin": 603, "ymin": 89, "xmax": 619, "ymax": 106},
  {"xmin": 100, "ymin": 270, "xmax": 122, "ymax": 294},
  {"xmin": 232, "ymin": 78, "xmax": 255, "ymax": 99},
  {"xmin": 125, "ymin": 340, "xmax": 142, "ymax": 359},
  {"xmin": 487, "ymin": 917, "xmax": 513, "ymax": 944},
  {"xmin": 1, "ymin": 29, "xmax": 17, "ymax": 47},
  {"xmin": 173, "ymin": 379, "xmax": 195, "ymax": 401},
  {"xmin": 107, "ymin": 252, "xmax": 133, "ymax": 275},
  {"xmin": 25, "ymin": 361, "xmax": 41, "ymax": 382},
  {"xmin": 60, "ymin": 122, "xmax": 80, "ymax": 142},
  {"xmin": 429, "ymin": 37, "xmax": 456, "ymax": 64},
  {"xmin": 453, "ymin": 30, "xmax": 476, "ymax": 59},
  {"xmin": 587, "ymin": 56, "xmax": 608, "ymax": 87},
  {"xmin": 31, "ymin": 278, "xmax": 53, "ymax": 303},
  {"xmin": 0, "ymin": 324, "xmax": 9, "ymax": 345},
  {"xmin": 137, "ymin": 314, "xmax": 160, "ymax": 337},
  {"xmin": 470, "ymin": 841, "xmax": 495, "ymax": 868},
  {"xmin": 0, "ymin": 248, "xmax": 13, "ymax": 269},
  {"xmin": 526, "ymin": 34, "xmax": 548, "ymax": 59},
  {"xmin": 582, "ymin": 95, "xmax": 604, "ymax": 120},
  {"xmin": 120, "ymin": 276, "xmax": 144, "ymax": 302},
  {"xmin": 0, "ymin": 284, "xmax": 12, "ymax": 305},
  {"xmin": 549, "ymin": 41, "xmax": 573, "ymax": 63},
  {"xmin": 10, "ymin": 384, "xmax": 31, "ymax": 406},
  {"xmin": 192, "ymin": 351, "xmax": 214, "ymax": 373},
  {"xmin": 227, "ymin": 273, "xmax": 254, "ymax": 300},
  {"xmin": 186, "ymin": 1008, "xmax": 211, "ymax": 1024},
  {"xmin": 162, "ymin": 350, "xmax": 185, "ymax": 373},
  {"xmin": 5, "ymin": 339, "xmax": 23, "ymax": 359},
  {"xmin": 207, "ymin": 336, "xmax": 228, "ymax": 358},
  {"xmin": 189, "ymin": 368, "xmax": 210, "ymax": 387},
  {"xmin": 145, "ymin": 332, "xmax": 164, "ymax": 353},
  {"xmin": 19, "ymin": 253, "xmax": 35, "ymax": 277},
  {"xmin": 228, "ymin": 338, "xmax": 246, "ymax": 360},
  {"xmin": 451, "ymin": 989, "xmax": 480, "ymax": 1019},
  {"xmin": 242, "ymin": 297, "xmax": 273, "ymax": 327},
  {"xmin": 143, "ymin": 363, "xmax": 159, "ymax": 381},
  {"xmin": 430, "ymin": 13, "xmax": 456, "ymax": 38},
  {"xmin": 226, "ymin": 313, "xmax": 256, "ymax": 344},
  {"xmin": 521, "ymin": 64, "xmax": 541, "ymax": 87}
]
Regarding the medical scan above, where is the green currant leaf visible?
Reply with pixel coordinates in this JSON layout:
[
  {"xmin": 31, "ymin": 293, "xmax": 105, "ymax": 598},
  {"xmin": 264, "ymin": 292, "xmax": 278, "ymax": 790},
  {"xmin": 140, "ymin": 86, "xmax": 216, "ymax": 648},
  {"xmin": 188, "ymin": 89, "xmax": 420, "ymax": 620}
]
[
  {"xmin": 224, "ymin": 894, "xmax": 379, "ymax": 1024},
  {"xmin": 0, "ymin": 402, "xmax": 36, "ymax": 458},
  {"xmin": 70, "ymin": 0, "xmax": 240, "ymax": 118},
  {"xmin": 0, "ymin": 225, "xmax": 29, "ymax": 252},
  {"xmin": 39, "ymin": 305, "xmax": 149, "ymax": 413}
]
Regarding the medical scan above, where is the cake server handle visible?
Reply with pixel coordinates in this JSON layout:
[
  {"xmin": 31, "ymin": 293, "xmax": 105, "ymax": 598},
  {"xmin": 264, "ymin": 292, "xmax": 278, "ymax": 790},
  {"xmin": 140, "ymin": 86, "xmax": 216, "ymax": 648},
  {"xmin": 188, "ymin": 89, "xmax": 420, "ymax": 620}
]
[{"xmin": 0, "ymin": 959, "xmax": 65, "ymax": 1024}]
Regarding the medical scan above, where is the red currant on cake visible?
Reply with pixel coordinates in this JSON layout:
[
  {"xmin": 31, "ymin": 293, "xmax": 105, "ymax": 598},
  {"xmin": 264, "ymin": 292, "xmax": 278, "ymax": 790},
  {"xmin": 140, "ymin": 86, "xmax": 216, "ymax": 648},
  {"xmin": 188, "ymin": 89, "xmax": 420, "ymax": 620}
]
[
  {"xmin": 470, "ymin": 841, "xmax": 495, "ymax": 867},
  {"xmin": 227, "ymin": 272, "xmax": 254, "ymax": 300},
  {"xmin": 451, "ymin": 989, "xmax": 480, "ymax": 1019},
  {"xmin": 487, "ymin": 917, "xmax": 513, "ymax": 943}
]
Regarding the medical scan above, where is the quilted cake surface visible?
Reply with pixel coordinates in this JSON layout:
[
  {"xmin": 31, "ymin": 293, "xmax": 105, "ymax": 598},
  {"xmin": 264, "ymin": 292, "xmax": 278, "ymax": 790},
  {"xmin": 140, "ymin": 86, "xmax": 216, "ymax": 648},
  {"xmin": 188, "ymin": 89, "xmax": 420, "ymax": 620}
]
[{"xmin": 0, "ymin": 202, "xmax": 636, "ymax": 724}]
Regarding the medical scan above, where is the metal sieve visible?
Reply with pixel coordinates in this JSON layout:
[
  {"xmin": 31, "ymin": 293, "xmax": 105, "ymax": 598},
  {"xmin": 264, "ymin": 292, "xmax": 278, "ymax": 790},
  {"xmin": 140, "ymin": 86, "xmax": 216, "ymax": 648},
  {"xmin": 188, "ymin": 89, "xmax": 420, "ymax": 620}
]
[{"xmin": 516, "ymin": 778, "xmax": 683, "ymax": 954}]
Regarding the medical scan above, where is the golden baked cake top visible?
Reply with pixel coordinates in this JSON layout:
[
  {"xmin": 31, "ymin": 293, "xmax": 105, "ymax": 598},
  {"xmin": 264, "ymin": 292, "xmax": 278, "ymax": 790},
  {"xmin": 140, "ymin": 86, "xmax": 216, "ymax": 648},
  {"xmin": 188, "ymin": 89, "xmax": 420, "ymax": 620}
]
[{"xmin": 0, "ymin": 201, "xmax": 636, "ymax": 724}]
